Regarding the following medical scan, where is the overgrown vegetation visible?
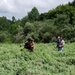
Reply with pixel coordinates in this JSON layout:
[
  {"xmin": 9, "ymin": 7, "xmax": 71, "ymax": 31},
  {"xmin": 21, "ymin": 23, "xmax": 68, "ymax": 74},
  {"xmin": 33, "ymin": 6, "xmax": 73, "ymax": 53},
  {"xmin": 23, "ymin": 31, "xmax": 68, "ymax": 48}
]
[{"xmin": 0, "ymin": 43, "xmax": 75, "ymax": 75}]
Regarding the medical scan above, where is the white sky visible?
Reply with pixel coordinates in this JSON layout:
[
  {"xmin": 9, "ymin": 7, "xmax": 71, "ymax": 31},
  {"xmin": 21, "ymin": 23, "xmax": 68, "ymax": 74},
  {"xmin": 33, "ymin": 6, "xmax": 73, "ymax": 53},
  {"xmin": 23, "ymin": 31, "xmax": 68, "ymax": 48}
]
[{"xmin": 0, "ymin": 0, "xmax": 74, "ymax": 19}]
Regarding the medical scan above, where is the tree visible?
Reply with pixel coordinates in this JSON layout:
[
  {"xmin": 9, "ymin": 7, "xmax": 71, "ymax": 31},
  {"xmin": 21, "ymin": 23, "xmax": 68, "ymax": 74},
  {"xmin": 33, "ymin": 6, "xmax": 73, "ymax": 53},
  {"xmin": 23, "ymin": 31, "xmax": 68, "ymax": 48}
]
[
  {"xmin": 23, "ymin": 22, "xmax": 35, "ymax": 36},
  {"xmin": 12, "ymin": 16, "xmax": 16, "ymax": 23},
  {"xmin": 0, "ymin": 16, "xmax": 10, "ymax": 31},
  {"xmin": 21, "ymin": 16, "xmax": 29, "ymax": 27},
  {"xmin": 69, "ymin": 0, "xmax": 75, "ymax": 7},
  {"xmin": 38, "ymin": 13, "xmax": 47, "ymax": 21},
  {"xmin": 28, "ymin": 7, "xmax": 39, "ymax": 21}
]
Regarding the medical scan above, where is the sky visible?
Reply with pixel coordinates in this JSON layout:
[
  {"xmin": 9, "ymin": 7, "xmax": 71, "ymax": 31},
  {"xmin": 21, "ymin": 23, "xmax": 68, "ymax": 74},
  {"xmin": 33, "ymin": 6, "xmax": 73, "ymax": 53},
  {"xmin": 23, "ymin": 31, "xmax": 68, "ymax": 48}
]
[{"xmin": 0, "ymin": 0, "xmax": 74, "ymax": 20}]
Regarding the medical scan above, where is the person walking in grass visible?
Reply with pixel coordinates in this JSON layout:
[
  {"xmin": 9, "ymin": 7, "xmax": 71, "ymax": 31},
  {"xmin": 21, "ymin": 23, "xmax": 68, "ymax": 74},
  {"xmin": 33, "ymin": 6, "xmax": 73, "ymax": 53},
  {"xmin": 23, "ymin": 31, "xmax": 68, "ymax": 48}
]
[
  {"xmin": 56, "ymin": 36, "xmax": 65, "ymax": 52},
  {"xmin": 21, "ymin": 37, "xmax": 34, "ymax": 52},
  {"xmin": 24, "ymin": 37, "xmax": 34, "ymax": 52},
  {"xmin": 56, "ymin": 36, "xmax": 60, "ymax": 48}
]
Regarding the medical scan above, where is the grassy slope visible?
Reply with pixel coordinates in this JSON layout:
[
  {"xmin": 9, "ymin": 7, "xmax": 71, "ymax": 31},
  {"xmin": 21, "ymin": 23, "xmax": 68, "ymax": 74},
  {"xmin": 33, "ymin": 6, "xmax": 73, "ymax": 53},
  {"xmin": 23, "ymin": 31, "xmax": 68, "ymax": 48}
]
[{"xmin": 0, "ymin": 43, "xmax": 75, "ymax": 75}]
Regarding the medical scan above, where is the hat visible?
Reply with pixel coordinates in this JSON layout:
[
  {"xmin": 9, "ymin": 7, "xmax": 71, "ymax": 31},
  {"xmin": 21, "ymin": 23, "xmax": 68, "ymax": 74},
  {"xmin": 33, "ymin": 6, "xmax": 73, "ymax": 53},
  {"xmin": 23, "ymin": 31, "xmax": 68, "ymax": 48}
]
[{"xmin": 28, "ymin": 37, "xmax": 34, "ymax": 41}]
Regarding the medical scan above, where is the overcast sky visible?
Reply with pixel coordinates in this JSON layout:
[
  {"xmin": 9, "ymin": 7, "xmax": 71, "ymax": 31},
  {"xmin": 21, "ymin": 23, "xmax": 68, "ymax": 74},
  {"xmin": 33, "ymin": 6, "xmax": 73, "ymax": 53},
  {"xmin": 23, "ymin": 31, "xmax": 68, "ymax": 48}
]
[{"xmin": 0, "ymin": 0, "xmax": 74, "ymax": 19}]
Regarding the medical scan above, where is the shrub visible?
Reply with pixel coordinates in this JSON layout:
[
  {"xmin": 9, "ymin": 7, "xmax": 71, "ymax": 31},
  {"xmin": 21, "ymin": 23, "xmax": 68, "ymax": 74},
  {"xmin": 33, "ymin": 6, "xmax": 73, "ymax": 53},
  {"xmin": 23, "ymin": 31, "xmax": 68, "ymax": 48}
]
[{"xmin": 0, "ymin": 31, "xmax": 10, "ymax": 42}]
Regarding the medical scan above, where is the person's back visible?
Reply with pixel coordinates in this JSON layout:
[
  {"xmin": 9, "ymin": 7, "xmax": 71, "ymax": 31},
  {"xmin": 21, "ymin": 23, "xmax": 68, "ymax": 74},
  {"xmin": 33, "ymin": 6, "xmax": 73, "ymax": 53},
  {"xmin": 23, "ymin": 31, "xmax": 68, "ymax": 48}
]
[
  {"xmin": 24, "ymin": 41, "xmax": 30, "ymax": 49},
  {"xmin": 24, "ymin": 37, "xmax": 34, "ymax": 52}
]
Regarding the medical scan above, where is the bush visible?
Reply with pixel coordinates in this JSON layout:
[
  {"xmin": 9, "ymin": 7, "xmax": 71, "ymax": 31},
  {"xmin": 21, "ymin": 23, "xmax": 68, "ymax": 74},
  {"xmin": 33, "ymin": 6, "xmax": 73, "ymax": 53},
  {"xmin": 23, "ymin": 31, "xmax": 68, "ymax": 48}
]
[
  {"xmin": 25, "ymin": 32, "xmax": 39, "ymax": 43},
  {"xmin": 0, "ymin": 31, "xmax": 10, "ymax": 42},
  {"xmin": 11, "ymin": 33, "xmax": 24, "ymax": 43},
  {"xmin": 42, "ymin": 32, "xmax": 51, "ymax": 43},
  {"xmin": 23, "ymin": 22, "xmax": 35, "ymax": 36}
]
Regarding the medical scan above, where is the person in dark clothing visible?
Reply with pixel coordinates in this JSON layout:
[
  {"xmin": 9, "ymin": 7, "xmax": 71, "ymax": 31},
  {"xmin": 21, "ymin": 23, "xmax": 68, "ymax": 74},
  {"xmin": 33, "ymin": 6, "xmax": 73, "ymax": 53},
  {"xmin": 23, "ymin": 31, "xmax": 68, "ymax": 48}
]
[
  {"xmin": 24, "ymin": 37, "xmax": 34, "ymax": 51},
  {"xmin": 21, "ymin": 37, "xmax": 34, "ymax": 52},
  {"xmin": 56, "ymin": 36, "xmax": 60, "ymax": 48}
]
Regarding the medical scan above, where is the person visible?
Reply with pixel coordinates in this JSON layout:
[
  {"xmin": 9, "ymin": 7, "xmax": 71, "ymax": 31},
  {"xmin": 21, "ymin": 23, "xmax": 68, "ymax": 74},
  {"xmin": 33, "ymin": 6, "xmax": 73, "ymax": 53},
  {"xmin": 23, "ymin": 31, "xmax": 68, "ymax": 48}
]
[
  {"xmin": 56, "ymin": 36, "xmax": 65, "ymax": 52},
  {"xmin": 58, "ymin": 36, "xmax": 65, "ymax": 52},
  {"xmin": 56, "ymin": 36, "xmax": 60, "ymax": 48},
  {"xmin": 24, "ymin": 37, "xmax": 34, "ymax": 52}
]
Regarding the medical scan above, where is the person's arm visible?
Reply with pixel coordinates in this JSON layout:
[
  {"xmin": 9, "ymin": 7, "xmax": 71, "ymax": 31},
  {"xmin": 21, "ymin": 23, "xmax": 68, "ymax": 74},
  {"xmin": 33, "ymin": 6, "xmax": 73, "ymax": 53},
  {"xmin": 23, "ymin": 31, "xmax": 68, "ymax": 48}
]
[{"xmin": 30, "ymin": 42, "xmax": 34, "ymax": 48}]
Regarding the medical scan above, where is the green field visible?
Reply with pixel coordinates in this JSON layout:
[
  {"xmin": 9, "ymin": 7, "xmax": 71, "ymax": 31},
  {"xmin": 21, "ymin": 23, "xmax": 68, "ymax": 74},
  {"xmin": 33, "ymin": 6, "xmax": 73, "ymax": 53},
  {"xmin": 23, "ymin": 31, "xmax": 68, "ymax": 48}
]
[{"xmin": 0, "ymin": 43, "xmax": 75, "ymax": 75}]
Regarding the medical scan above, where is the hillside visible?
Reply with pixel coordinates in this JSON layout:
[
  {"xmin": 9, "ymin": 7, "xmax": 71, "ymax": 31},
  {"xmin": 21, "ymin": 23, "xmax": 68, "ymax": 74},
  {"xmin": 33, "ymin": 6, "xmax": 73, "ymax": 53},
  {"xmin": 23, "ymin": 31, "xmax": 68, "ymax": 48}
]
[
  {"xmin": 0, "ymin": 43, "xmax": 75, "ymax": 75},
  {"xmin": 0, "ymin": 0, "xmax": 75, "ymax": 43}
]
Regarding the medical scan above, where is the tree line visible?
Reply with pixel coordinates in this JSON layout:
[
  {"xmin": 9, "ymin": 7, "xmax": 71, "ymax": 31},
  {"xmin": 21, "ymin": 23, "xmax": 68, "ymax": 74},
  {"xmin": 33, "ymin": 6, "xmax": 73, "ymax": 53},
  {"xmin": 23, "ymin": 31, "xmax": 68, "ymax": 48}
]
[{"xmin": 0, "ymin": 0, "xmax": 75, "ymax": 43}]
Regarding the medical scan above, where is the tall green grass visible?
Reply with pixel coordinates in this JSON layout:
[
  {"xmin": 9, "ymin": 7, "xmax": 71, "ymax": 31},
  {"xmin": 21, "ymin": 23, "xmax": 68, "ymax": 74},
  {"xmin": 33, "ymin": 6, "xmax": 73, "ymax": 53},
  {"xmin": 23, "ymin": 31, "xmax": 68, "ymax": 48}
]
[{"xmin": 0, "ymin": 43, "xmax": 75, "ymax": 75}]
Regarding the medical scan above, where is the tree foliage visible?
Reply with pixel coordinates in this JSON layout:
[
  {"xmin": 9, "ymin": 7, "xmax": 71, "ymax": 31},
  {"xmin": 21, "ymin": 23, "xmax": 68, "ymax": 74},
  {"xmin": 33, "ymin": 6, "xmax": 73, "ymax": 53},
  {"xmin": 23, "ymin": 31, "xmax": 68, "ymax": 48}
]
[
  {"xmin": 28, "ymin": 7, "xmax": 39, "ymax": 21},
  {"xmin": 0, "ymin": 1, "xmax": 75, "ymax": 43}
]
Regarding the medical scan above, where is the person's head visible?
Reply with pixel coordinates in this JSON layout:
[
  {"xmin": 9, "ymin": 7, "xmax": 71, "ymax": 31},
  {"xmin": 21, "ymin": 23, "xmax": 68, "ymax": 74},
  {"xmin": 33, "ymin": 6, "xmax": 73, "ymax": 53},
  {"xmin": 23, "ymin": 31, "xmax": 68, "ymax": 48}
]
[
  {"xmin": 57, "ymin": 36, "xmax": 60, "ymax": 39},
  {"xmin": 28, "ymin": 37, "xmax": 34, "ymax": 42},
  {"xmin": 60, "ymin": 36, "xmax": 63, "ymax": 40}
]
